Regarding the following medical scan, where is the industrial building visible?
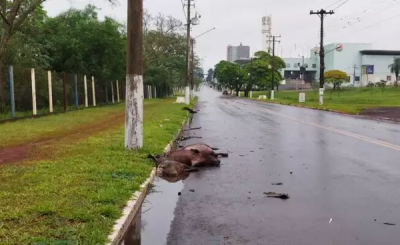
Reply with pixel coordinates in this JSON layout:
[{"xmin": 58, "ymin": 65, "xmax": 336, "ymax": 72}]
[
  {"xmin": 227, "ymin": 43, "xmax": 250, "ymax": 62},
  {"xmin": 281, "ymin": 43, "xmax": 400, "ymax": 87}
]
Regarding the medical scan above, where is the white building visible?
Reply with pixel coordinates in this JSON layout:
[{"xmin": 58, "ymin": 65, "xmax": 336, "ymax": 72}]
[{"xmin": 281, "ymin": 43, "xmax": 400, "ymax": 87}]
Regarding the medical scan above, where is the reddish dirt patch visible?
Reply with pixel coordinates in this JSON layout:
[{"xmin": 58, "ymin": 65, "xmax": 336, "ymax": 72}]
[
  {"xmin": 360, "ymin": 107, "xmax": 400, "ymax": 122},
  {"xmin": 0, "ymin": 112, "xmax": 125, "ymax": 166},
  {"xmin": 0, "ymin": 145, "xmax": 31, "ymax": 165}
]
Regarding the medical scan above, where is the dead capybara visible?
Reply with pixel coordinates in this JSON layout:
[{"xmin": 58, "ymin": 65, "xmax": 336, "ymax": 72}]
[
  {"xmin": 167, "ymin": 149, "xmax": 221, "ymax": 167},
  {"xmin": 156, "ymin": 159, "xmax": 199, "ymax": 177},
  {"xmin": 182, "ymin": 143, "xmax": 229, "ymax": 158}
]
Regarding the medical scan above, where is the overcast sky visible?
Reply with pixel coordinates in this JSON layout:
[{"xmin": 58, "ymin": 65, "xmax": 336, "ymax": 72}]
[{"xmin": 43, "ymin": 0, "xmax": 400, "ymax": 71}]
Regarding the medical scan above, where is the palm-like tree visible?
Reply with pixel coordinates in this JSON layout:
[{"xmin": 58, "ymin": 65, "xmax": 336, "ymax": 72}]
[{"xmin": 388, "ymin": 57, "xmax": 400, "ymax": 82}]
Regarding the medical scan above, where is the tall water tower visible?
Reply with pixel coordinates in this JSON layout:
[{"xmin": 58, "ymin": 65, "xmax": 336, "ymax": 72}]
[{"xmin": 261, "ymin": 15, "xmax": 272, "ymax": 54}]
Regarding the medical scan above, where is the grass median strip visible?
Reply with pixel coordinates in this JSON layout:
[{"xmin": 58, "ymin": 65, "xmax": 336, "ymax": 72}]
[
  {"xmin": 0, "ymin": 104, "xmax": 125, "ymax": 149},
  {"xmin": 0, "ymin": 98, "xmax": 192, "ymax": 244},
  {"xmin": 251, "ymin": 87, "xmax": 400, "ymax": 114}
]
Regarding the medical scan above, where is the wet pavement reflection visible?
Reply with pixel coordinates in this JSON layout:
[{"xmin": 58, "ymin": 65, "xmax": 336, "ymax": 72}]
[
  {"xmin": 120, "ymin": 206, "xmax": 141, "ymax": 245},
  {"xmin": 122, "ymin": 86, "xmax": 400, "ymax": 245}
]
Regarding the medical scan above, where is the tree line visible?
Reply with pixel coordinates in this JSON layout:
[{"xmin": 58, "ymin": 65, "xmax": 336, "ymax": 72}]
[
  {"xmin": 209, "ymin": 51, "xmax": 285, "ymax": 96},
  {"xmin": 0, "ymin": 2, "xmax": 203, "ymax": 113}
]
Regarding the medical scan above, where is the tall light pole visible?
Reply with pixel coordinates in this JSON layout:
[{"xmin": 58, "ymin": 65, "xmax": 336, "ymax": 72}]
[
  {"xmin": 193, "ymin": 27, "xmax": 216, "ymax": 39},
  {"xmin": 191, "ymin": 27, "xmax": 216, "ymax": 95},
  {"xmin": 125, "ymin": 0, "xmax": 144, "ymax": 149},
  {"xmin": 184, "ymin": 0, "xmax": 200, "ymax": 104}
]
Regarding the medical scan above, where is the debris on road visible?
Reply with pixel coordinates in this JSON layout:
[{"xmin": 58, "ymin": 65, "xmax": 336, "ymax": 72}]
[
  {"xmin": 179, "ymin": 136, "xmax": 202, "ymax": 141},
  {"xmin": 290, "ymin": 172, "xmax": 293, "ymax": 174},
  {"xmin": 329, "ymin": 218, "xmax": 333, "ymax": 224},
  {"xmin": 189, "ymin": 189, "xmax": 195, "ymax": 192},
  {"xmin": 178, "ymin": 192, "xmax": 182, "ymax": 196},
  {"xmin": 184, "ymin": 127, "xmax": 202, "ymax": 131},
  {"xmin": 263, "ymin": 192, "xmax": 290, "ymax": 199},
  {"xmin": 183, "ymin": 107, "xmax": 198, "ymax": 114},
  {"xmin": 383, "ymin": 222, "xmax": 396, "ymax": 226},
  {"xmin": 271, "ymin": 182, "xmax": 283, "ymax": 185}
]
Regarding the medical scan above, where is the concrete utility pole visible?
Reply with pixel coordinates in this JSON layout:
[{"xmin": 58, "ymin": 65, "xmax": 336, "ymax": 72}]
[
  {"xmin": 190, "ymin": 38, "xmax": 195, "ymax": 96},
  {"xmin": 184, "ymin": 0, "xmax": 194, "ymax": 105},
  {"xmin": 125, "ymin": 0, "xmax": 144, "ymax": 149},
  {"xmin": 310, "ymin": 9, "xmax": 334, "ymax": 105},
  {"xmin": 267, "ymin": 35, "xmax": 281, "ymax": 100}
]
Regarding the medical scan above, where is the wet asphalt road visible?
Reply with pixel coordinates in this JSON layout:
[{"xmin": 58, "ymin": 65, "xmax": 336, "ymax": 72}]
[{"xmin": 161, "ymin": 86, "xmax": 400, "ymax": 245}]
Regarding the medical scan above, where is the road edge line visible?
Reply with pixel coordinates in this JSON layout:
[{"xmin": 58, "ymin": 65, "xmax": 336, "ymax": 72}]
[
  {"xmin": 242, "ymin": 97, "xmax": 400, "ymax": 124},
  {"xmin": 106, "ymin": 104, "xmax": 194, "ymax": 245}
]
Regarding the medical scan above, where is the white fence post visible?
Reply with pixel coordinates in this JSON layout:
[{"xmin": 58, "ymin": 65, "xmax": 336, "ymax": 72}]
[
  {"xmin": 92, "ymin": 76, "xmax": 96, "ymax": 106},
  {"xmin": 111, "ymin": 81, "xmax": 115, "ymax": 103},
  {"xmin": 116, "ymin": 80, "xmax": 120, "ymax": 102},
  {"xmin": 47, "ymin": 71, "xmax": 53, "ymax": 113},
  {"xmin": 84, "ymin": 75, "xmax": 88, "ymax": 107},
  {"xmin": 31, "ymin": 68, "xmax": 37, "ymax": 116},
  {"xmin": 154, "ymin": 86, "xmax": 157, "ymax": 98},
  {"xmin": 149, "ymin": 85, "xmax": 152, "ymax": 99}
]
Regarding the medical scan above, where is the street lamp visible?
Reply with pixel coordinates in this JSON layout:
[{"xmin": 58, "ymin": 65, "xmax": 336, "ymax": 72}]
[
  {"xmin": 193, "ymin": 27, "xmax": 216, "ymax": 39},
  {"xmin": 190, "ymin": 27, "xmax": 217, "ymax": 96}
]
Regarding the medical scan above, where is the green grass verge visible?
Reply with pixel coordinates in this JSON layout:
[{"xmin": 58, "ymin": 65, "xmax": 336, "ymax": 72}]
[
  {"xmin": 0, "ymin": 98, "xmax": 194, "ymax": 244},
  {"xmin": 0, "ymin": 104, "xmax": 99, "ymax": 121},
  {"xmin": 0, "ymin": 103, "xmax": 125, "ymax": 149},
  {"xmin": 250, "ymin": 87, "xmax": 400, "ymax": 114}
]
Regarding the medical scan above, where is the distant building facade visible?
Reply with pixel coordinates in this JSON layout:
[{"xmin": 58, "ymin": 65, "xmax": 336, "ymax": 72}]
[
  {"xmin": 227, "ymin": 43, "xmax": 250, "ymax": 62},
  {"xmin": 281, "ymin": 43, "xmax": 400, "ymax": 87}
]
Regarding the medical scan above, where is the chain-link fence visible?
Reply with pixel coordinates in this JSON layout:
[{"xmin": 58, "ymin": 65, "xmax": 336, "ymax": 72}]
[{"xmin": 0, "ymin": 65, "xmax": 176, "ymax": 122}]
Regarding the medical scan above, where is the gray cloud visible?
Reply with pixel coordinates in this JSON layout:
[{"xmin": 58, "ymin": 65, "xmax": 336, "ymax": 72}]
[{"xmin": 44, "ymin": 0, "xmax": 400, "ymax": 71}]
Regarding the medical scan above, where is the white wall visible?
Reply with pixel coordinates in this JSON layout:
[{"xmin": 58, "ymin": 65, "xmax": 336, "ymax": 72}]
[{"xmin": 361, "ymin": 54, "xmax": 397, "ymax": 85}]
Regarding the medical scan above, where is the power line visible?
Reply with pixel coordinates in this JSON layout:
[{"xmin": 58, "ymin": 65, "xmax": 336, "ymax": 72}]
[
  {"xmin": 332, "ymin": 0, "xmax": 350, "ymax": 10},
  {"xmin": 180, "ymin": 0, "xmax": 187, "ymax": 20},
  {"xmin": 328, "ymin": 11, "xmax": 400, "ymax": 41},
  {"xmin": 326, "ymin": 0, "xmax": 346, "ymax": 9},
  {"xmin": 326, "ymin": 1, "xmax": 400, "ymax": 40},
  {"xmin": 326, "ymin": 0, "xmax": 396, "ymax": 31},
  {"xmin": 325, "ymin": 0, "xmax": 387, "ymax": 28}
]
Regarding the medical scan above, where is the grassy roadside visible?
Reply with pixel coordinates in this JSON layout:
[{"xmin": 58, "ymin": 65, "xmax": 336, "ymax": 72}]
[
  {"xmin": 0, "ymin": 103, "xmax": 125, "ymax": 149},
  {"xmin": 251, "ymin": 87, "xmax": 400, "ymax": 114},
  {"xmin": 0, "ymin": 98, "xmax": 194, "ymax": 244}
]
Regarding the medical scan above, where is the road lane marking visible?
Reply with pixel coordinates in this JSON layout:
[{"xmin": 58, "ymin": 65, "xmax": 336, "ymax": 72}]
[{"xmin": 244, "ymin": 103, "xmax": 400, "ymax": 152}]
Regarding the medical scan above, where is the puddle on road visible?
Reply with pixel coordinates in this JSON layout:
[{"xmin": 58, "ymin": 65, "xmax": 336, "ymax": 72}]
[{"xmin": 119, "ymin": 176, "xmax": 185, "ymax": 245}]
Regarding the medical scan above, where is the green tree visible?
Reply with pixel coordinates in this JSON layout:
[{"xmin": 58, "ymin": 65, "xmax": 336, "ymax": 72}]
[
  {"xmin": 0, "ymin": 0, "xmax": 116, "ymax": 112},
  {"xmin": 324, "ymin": 70, "xmax": 349, "ymax": 89},
  {"xmin": 242, "ymin": 51, "xmax": 285, "ymax": 96},
  {"xmin": 214, "ymin": 60, "xmax": 245, "ymax": 95},
  {"xmin": 388, "ymin": 57, "xmax": 400, "ymax": 82},
  {"xmin": 206, "ymin": 68, "xmax": 214, "ymax": 83}
]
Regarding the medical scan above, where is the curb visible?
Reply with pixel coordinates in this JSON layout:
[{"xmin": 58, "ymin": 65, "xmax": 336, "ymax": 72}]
[
  {"xmin": 245, "ymin": 98, "xmax": 355, "ymax": 115},
  {"xmin": 106, "ymin": 108, "xmax": 193, "ymax": 245},
  {"xmin": 245, "ymin": 98, "xmax": 400, "ymax": 124}
]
